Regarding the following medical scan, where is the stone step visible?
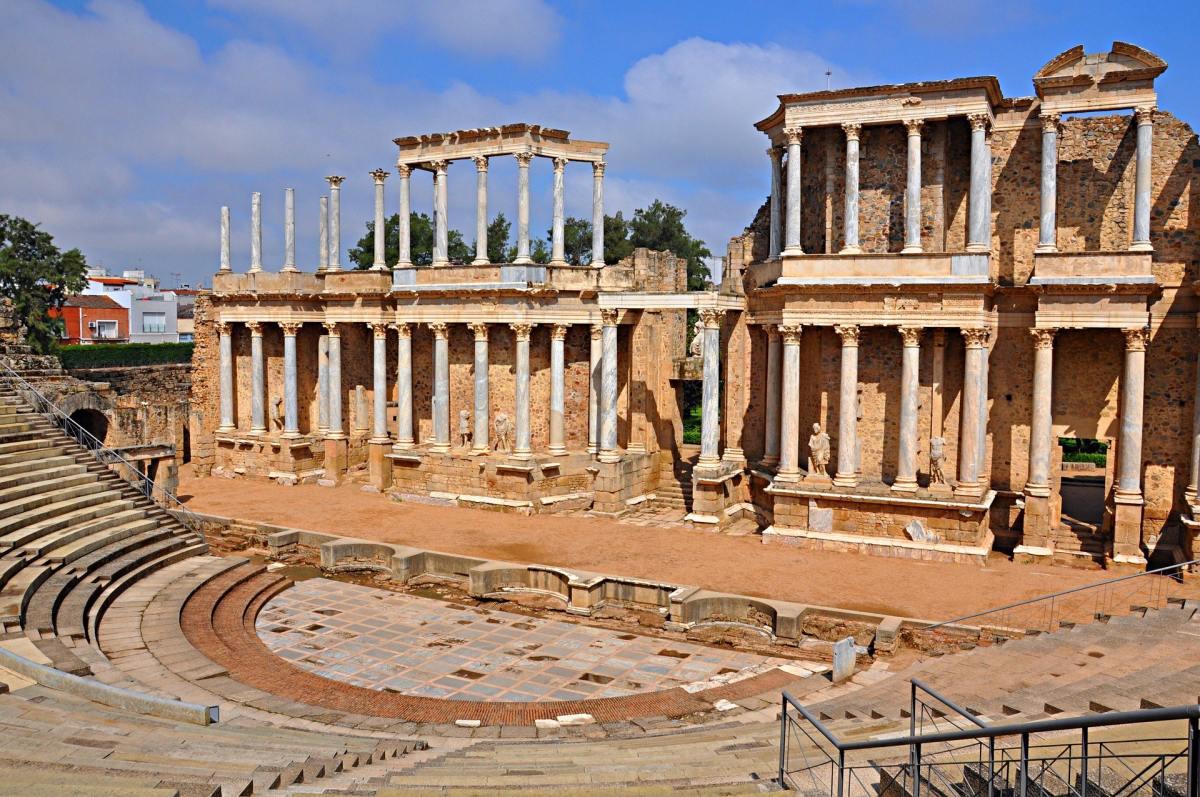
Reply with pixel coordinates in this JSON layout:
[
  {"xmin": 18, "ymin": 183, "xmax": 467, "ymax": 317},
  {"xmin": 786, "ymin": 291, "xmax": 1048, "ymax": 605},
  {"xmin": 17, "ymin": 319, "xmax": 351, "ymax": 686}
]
[
  {"xmin": 0, "ymin": 454, "xmax": 85, "ymax": 483},
  {"xmin": 22, "ymin": 509, "xmax": 154, "ymax": 562},
  {"xmin": 0, "ymin": 478, "xmax": 111, "ymax": 521},
  {"xmin": 0, "ymin": 494, "xmax": 133, "ymax": 549},
  {"xmin": 0, "ymin": 470, "xmax": 97, "ymax": 508},
  {"xmin": 84, "ymin": 541, "xmax": 210, "ymax": 641}
]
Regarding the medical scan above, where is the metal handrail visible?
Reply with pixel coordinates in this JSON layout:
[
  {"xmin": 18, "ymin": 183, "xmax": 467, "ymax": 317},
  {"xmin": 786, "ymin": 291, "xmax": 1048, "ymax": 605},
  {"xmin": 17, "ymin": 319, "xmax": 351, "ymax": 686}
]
[{"xmin": 0, "ymin": 363, "xmax": 201, "ymax": 533}]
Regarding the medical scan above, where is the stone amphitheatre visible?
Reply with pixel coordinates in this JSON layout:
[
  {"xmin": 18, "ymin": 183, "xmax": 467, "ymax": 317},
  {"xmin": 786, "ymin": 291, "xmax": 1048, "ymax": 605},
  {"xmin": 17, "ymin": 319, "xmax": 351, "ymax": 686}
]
[{"xmin": 2, "ymin": 41, "xmax": 1200, "ymax": 797}]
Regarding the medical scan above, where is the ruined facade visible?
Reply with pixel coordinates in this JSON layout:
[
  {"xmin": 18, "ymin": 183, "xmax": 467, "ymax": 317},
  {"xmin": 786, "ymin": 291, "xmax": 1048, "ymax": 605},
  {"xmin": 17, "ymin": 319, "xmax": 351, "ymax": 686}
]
[{"xmin": 194, "ymin": 45, "xmax": 1200, "ymax": 567}]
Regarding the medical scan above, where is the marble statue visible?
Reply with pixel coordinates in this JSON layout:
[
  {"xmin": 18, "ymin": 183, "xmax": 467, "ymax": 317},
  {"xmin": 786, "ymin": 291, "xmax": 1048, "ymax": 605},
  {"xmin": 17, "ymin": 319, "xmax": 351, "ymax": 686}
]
[
  {"xmin": 808, "ymin": 423, "xmax": 831, "ymax": 476},
  {"xmin": 272, "ymin": 396, "xmax": 285, "ymax": 431},
  {"xmin": 458, "ymin": 409, "xmax": 471, "ymax": 448},
  {"xmin": 493, "ymin": 413, "xmax": 512, "ymax": 453},
  {"xmin": 929, "ymin": 437, "xmax": 947, "ymax": 486},
  {"xmin": 688, "ymin": 320, "xmax": 703, "ymax": 357}
]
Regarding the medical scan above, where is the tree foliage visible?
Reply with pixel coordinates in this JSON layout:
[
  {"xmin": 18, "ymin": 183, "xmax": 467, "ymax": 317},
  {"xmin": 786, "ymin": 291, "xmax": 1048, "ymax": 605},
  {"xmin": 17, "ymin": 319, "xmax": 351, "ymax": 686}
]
[
  {"xmin": 0, "ymin": 215, "xmax": 88, "ymax": 352},
  {"xmin": 627, "ymin": 200, "xmax": 712, "ymax": 290},
  {"xmin": 485, "ymin": 213, "xmax": 511, "ymax": 264},
  {"xmin": 349, "ymin": 212, "xmax": 468, "ymax": 268}
]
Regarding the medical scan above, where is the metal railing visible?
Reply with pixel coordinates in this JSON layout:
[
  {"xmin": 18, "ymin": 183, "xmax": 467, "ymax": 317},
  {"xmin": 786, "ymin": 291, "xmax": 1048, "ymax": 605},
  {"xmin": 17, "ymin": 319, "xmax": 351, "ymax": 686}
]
[
  {"xmin": 0, "ymin": 362, "xmax": 201, "ymax": 533},
  {"xmin": 780, "ymin": 686, "xmax": 1200, "ymax": 797}
]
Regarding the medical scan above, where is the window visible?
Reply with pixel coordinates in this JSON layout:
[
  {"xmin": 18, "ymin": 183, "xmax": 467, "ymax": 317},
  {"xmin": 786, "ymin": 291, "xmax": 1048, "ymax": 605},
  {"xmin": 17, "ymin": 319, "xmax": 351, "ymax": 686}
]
[
  {"xmin": 142, "ymin": 312, "xmax": 166, "ymax": 334},
  {"xmin": 95, "ymin": 320, "xmax": 118, "ymax": 340}
]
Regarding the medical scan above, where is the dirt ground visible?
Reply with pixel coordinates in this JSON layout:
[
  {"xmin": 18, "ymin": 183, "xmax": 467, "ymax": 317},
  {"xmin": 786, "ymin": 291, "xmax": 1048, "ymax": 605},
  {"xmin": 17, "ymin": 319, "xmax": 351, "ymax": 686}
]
[{"xmin": 178, "ymin": 468, "xmax": 1180, "ymax": 620}]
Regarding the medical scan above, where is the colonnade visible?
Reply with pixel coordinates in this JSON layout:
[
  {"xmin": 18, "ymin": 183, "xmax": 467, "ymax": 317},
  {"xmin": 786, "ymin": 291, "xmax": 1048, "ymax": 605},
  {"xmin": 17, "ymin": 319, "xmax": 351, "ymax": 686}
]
[{"xmin": 215, "ymin": 312, "xmax": 623, "ymax": 461}]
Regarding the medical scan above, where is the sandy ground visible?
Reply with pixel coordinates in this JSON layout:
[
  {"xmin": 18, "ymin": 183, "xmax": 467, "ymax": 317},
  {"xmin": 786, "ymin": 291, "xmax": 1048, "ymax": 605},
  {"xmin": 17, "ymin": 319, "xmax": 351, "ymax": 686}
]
[{"xmin": 179, "ymin": 468, "xmax": 1174, "ymax": 620}]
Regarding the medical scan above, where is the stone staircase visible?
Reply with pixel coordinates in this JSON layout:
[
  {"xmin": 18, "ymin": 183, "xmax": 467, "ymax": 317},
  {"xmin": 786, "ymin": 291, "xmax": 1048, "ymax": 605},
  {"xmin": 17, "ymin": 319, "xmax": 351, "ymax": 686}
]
[{"xmin": 653, "ymin": 457, "xmax": 695, "ymax": 511}]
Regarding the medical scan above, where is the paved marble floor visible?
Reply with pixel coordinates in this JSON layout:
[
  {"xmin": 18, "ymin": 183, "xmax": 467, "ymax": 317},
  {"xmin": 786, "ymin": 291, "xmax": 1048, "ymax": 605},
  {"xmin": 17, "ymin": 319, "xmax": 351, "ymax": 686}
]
[{"xmin": 257, "ymin": 579, "xmax": 788, "ymax": 703}]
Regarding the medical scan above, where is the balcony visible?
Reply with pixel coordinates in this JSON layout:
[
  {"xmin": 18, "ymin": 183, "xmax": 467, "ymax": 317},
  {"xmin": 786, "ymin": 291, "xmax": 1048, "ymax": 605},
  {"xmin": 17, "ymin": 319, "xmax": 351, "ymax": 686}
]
[
  {"xmin": 1030, "ymin": 251, "xmax": 1155, "ymax": 287},
  {"xmin": 749, "ymin": 252, "xmax": 990, "ymax": 289}
]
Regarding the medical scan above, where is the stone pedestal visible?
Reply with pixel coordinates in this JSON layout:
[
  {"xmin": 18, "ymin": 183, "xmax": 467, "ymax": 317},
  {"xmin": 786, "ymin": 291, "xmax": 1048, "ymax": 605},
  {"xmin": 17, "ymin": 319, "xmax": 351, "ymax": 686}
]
[
  {"xmin": 323, "ymin": 437, "xmax": 348, "ymax": 484},
  {"xmin": 368, "ymin": 440, "xmax": 392, "ymax": 491},
  {"xmin": 1113, "ymin": 496, "xmax": 1147, "ymax": 564}
]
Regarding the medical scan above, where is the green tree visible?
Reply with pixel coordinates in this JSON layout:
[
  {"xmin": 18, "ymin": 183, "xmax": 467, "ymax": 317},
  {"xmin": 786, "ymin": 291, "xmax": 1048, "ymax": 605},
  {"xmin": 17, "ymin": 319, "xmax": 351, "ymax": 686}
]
[
  {"xmin": 628, "ymin": 200, "xmax": 712, "ymax": 290},
  {"xmin": 485, "ymin": 213, "xmax": 511, "ymax": 264},
  {"xmin": 0, "ymin": 215, "xmax": 87, "ymax": 352},
  {"xmin": 550, "ymin": 217, "xmax": 593, "ymax": 265},
  {"xmin": 603, "ymin": 211, "xmax": 634, "ymax": 265},
  {"xmin": 530, "ymin": 238, "xmax": 550, "ymax": 265},
  {"xmin": 349, "ymin": 212, "xmax": 469, "ymax": 268}
]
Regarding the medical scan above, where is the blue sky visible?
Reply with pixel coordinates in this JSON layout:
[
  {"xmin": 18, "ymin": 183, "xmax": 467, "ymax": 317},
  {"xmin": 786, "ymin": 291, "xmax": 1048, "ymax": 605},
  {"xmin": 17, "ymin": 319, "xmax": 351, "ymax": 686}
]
[{"xmin": 3, "ymin": 0, "xmax": 1198, "ymax": 287}]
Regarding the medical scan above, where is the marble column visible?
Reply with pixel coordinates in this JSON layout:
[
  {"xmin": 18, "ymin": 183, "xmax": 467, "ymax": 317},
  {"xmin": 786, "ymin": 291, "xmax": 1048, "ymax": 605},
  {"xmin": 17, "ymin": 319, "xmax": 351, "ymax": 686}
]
[
  {"xmin": 468, "ymin": 323, "xmax": 490, "ymax": 454},
  {"xmin": 893, "ymin": 326, "xmax": 922, "ymax": 492},
  {"xmin": 956, "ymin": 328, "xmax": 988, "ymax": 495},
  {"xmin": 841, "ymin": 123, "xmax": 862, "ymax": 254},
  {"xmin": 370, "ymin": 169, "xmax": 389, "ymax": 271},
  {"xmin": 776, "ymin": 325, "xmax": 802, "ymax": 481},
  {"xmin": 1131, "ymin": 106, "xmax": 1155, "ymax": 252},
  {"xmin": 369, "ymin": 323, "xmax": 389, "ymax": 442},
  {"xmin": 326, "ymin": 176, "xmax": 344, "ymax": 271},
  {"xmin": 588, "ymin": 324, "xmax": 602, "ymax": 454},
  {"xmin": 591, "ymin": 162, "xmax": 605, "ymax": 267},
  {"xmin": 1037, "ymin": 113, "xmax": 1060, "ymax": 253},
  {"xmin": 282, "ymin": 188, "xmax": 297, "ymax": 272},
  {"xmin": 902, "ymin": 119, "xmax": 923, "ymax": 254},
  {"xmin": 318, "ymin": 196, "xmax": 329, "ymax": 271},
  {"xmin": 219, "ymin": 206, "xmax": 231, "ymax": 272},
  {"xmin": 967, "ymin": 114, "xmax": 992, "ymax": 252},
  {"xmin": 324, "ymin": 323, "xmax": 344, "ymax": 438},
  {"xmin": 317, "ymin": 334, "xmax": 329, "ymax": 433},
  {"xmin": 514, "ymin": 152, "xmax": 533, "ymax": 264},
  {"xmin": 393, "ymin": 323, "xmax": 414, "ymax": 450},
  {"xmin": 249, "ymin": 192, "xmax": 262, "ymax": 273},
  {"xmin": 1186, "ymin": 328, "xmax": 1200, "ymax": 509},
  {"xmin": 280, "ymin": 322, "xmax": 301, "ymax": 438},
  {"xmin": 698, "ymin": 309, "xmax": 725, "ymax": 467},
  {"xmin": 782, "ymin": 127, "xmax": 804, "ymax": 256},
  {"xmin": 1117, "ymin": 328, "xmax": 1149, "ymax": 497},
  {"xmin": 763, "ymin": 327, "xmax": 782, "ymax": 467},
  {"xmin": 472, "ymin": 157, "xmax": 489, "ymax": 265},
  {"xmin": 551, "ymin": 157, "xmax": 567, "ymax": 266},
  {"xmin": 976, "ymin": 331, "xmax": 991, "ymax": 485},
  {"xmin": 217, "ymin": 322, "xmax": 234, "ymax": 432},
  {"xmin": 247, "ymin": 321, "xmax": 266, "ymax": 434},
  {"xmin": 396, "ymin": 165, "xmax": 413, "ymax": 267},
  {"xmin": 431, "ymin": 161, "xmax": 449, "ymax": 266},
  {"xmin": 547, "ymin": 324, "xmax": 568, "ymax": 455},
  {"xmin": 768, "ymin": 147, "xmax": 783, "ymax": 260},
  {"xmin": 833, "ymin": 325, "xmax": 860, "ymax": 488},
  {"xmin": 1026, "ymin": 328, "xmax": 1057, "ymax": 497},
  {"xmin": 430, "ymin": 322, "xmax": 450, "ymax": 452},
  {"xmin": 512, "ymin": 323, "xmax": 534, "ymax": 460},
  {"xmin": 599, "ymin": 309, "xmax": 620, "ymax": 463}
]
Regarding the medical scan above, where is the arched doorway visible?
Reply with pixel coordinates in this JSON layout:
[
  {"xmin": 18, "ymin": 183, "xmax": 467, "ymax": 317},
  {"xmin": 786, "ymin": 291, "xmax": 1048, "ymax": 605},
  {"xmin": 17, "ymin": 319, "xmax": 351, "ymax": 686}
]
[{"xmin": 70, "ymin": 408, "xmax": 109, "ymax": 445}]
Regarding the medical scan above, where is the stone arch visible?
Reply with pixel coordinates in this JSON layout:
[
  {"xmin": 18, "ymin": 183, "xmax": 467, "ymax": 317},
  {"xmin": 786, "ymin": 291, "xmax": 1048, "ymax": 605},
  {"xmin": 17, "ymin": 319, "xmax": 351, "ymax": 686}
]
[
  {"xmin": 70, "ymin": 408, "xmax": 109, "ymax": 444},
  {"xmin": 55, "ymin": 390, "xmax": 114, "ymax": 445}
]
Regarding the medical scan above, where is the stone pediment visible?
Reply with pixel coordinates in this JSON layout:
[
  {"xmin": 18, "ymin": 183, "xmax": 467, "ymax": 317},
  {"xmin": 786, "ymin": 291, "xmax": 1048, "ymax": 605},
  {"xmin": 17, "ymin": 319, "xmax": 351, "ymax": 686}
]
[{"xmin": 1034, "ymin": 42, "xmax": 1165, "ymax": 113}]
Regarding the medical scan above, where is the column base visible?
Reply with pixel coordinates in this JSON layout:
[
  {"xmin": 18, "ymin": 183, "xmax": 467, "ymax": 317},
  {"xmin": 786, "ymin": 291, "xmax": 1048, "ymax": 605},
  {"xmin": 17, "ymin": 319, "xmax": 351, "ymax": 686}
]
[
  {"xmin": 697, "ymin": 454, "xmax": 721, "ymax": 468},
  {"xmin": 368, "ymin": 436, "xmax": 391, "ymax": 445},
  {"xmin": 248, "ymin": 267, "xmax": 262, "ymax": 274},
  {"xmin": 548, "ymin": 445, "xmax": 567, "ymax": 457},
  {"xmin": 838, "ymin": 245, "xmax": 862, "ymax": 255},
  {"xmin": 392, "ymin": 439, "xmax": 414, "ymax": 452},
  {"xmin": 586, "ymin": 444, "xmax": 598, "ymax": 454},
  {"xmin": 965, "ymin": 243, "xmax": 990, "ymax": 253},
  {"xmin": 395, "ymin": 260, "xmax": 412, "ymax": 268},
  {"xmin": 472, "ymin": 257, "xmax": 490, "ymax": 266},
  {"xmin": 370, "ymin": 264, "xmax": 387, "ymax": 271},
  {"xmin": 598, "ymin": 449, "xmax": 621, "ymax": 464},
  {"xmin": 430, "ymin": 443, "xmax": 450, "ymax": 454},
  {"xmin": 890, "ymin": 477, "xmax": 918, "ymax": 494},
  {"xmin": 281, "ymin": 430, "xmax": 301, "ymax": 440},
  {"xmin": 512, "ymin": 449, "xmax": 532, "ymax": 461},
  {"xmin": 761, "ymin": 455, "xmax": 780, "ymax": 469},
  {"xmin": 1035, "ymin": 243, "xmax": 1058, "ymax": 254},
  {"xmin": 250, "ymin": 426, "xmax": 267, "ymax": 435},
  {"xmin": 781, "ymin": 247, "xmax": 804, "ymax": 257},
  {"xmin": 1129, "ymin": 241, "xmax": 1153, "ymax": 253},
  {"xmin": 512, "ymin": 256, "xmax": 533, "ymax": 265},
  {"xmin": 831, "ymin": 472, "xmax": 858, "ymax": 489},
  {"xmin": 900, "ymin": 245, "xmax": 924, "ymax": 254},
  {"xmin": 324, "ymin": 432, "xmax": 347, "ymax": 441},
  {"xmin": 775, "ymin": 468, "xmax": 801, "ymax": 483},
  {"xmin": 325, "ymin": 267, "xmax": 342, "ymax": 273},
  {"xmin": 722, "ymin": 448, "xmax": 745, "ymax": 466},
  {"xmin": 217, "ymin": 425, "xmax": 236, "ymax": 434},
  {"xmin": 281, "ymin": 265, "xmax": 299, "ymax": 273},
  {"xmin": 954, "ymin": 482, "xmax": 983, "ymax": 500},
  {"xmin": 430, "ymin": 259, "xmax": 449, "ymax": 268},
  {"xmin": 549, "ymin": 259, "xmax": 567, "ymax": 267},
  {"xmin": 470, "ymin": 446, "xmax": 489, "ymax": 456}
]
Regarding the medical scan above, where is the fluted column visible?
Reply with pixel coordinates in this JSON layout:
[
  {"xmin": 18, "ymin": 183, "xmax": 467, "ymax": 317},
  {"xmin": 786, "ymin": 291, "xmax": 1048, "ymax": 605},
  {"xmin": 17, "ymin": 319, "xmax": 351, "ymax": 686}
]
[
  {"xmin": 217, "ymin": 322, "xmax": 234, "ymax": 432},
  {"xmin": 782, "ymin": 127, "xmax": 804, "ymax": 256},
  {"xmin": 551, "ymin": 157, "xmax": 567, "ymax": 266},
  {"xmin": 546, "ymin": 324, "xmax": 568, "ymax": 455},
  {"xmin": 776, "ymin": 325, "xmax": 802, "ymax": 481},
  {"xmin": 841, "ymin": 123, "xmax": 861, "ymax": 254},
  {"xmin": 833, "ymin": 325, "xmax": 860, "ymax": 488},
  {"xmin": 967, "ymin": 114, "xmax": 992, "ymax": 252},
  {"xmin": 468, "ymin": 323, "xmax": 490, "ymax": 454},
  {"xmin": 902, "ymin": 119, "xmax": 923, "ymax": 254},
  {"xmin": 956, "ymin": 328, "xmax": 988, "ymax": 496},
  {"xmin": 511, "ymin": 323, "xmax": 534, "ymax": 460},
  {"xmin": 280, "ymin": 322, "xmax": 300, "ymax": 438},
  {"xmin": 514, "ymin": 151, "xmax": 533, "ymax": 264},
  {"xmin": 763, "ymin": 327, "xmax": 782, "ymax": 467},
  {"xmin": 249, "ymin": 192, "xmax": 262, "ymax": 273},
  {"xmin": 326, "ymin": 176, "xmax": 344, "ymax": 271},
  {"xmin": 430, "ymin": 322, "xmax": 449, "ymax": 452},
  {"xmin": 219, "ymin": 206, "xmax": 231, "ymax": 272},
  {"xmin": 324, "ymin": 322, "xmax": 344, "ymax": 438},
  {"xmin": 591, "ymin": 162, "xmax": 605, "ymax": 267},
  {"xmin": 1131, "ymin": 107, "xmax": 1155, "ymax": 252},
  {"xmin": 588, "ymin": 324, "xmax": 602, "ymax": 453},
  {"xmin": 281, "ymin": 188, "xmax": 297, "ymax": 272},
  {"xmin": 1026, "ymin": 328, "xmax": 1057, "ymax": 497},
  {"xmin": 317, "ymin": 334, "xmax": 329, "ymax": 433},
  {"xmin": 893, "ymin": 326, "xmax": 922, "ymax": 492},
  {"xmin": 370, "ymin": 169, "xmax": 388, "ymax": 270},
  {"xmin": 431, "ymin": 161, "xmax": 449, "ymax": 266},
  {"xmin": 1037, "ymin": 113, "xmax": 1060, "ymax": 253},
  {"xmin": 393, "ymin": 323, "xmax": 413, "ymax": 450},
  {"xmin": 768, "ymin": 147, "xmax": 783, "ymax": 259},
  {"xmin": 599, "ymin": 309, "xmax": 620, "ymax": 463},
  {"xmin": 396, "ymin": 165, "xmax": 412, "ymax": 267},
  {"xmin": 367, "ymin": 323, "xmax": 388, "ymax": 442},
  {"xmin": 472, "ymin": 157, "xmax": 489, "ymax": 265},
  {"xmin": 698, "ymin": 309, "xmax": 725, "ymax": 467},
  {"xmin": 318, "ymin": 196, "xmax": 329, "ymax": 271},
  {"xmin": 248, "ymin": 321, "xmax": 266, "ymax": 434},
  {"xmin": 1117, "ymin": 328, "xmax": 1149, "ymax": 497}
]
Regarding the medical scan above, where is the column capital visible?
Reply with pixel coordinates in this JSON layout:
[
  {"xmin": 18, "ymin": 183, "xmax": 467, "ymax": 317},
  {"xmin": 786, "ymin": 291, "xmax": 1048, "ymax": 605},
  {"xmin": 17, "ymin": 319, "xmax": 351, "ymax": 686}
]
[
  {"xmin": 216, "ymin": 320, "xmax": 233, "ymax": 336},
  {"xmin": 428, "ymin": 321, "xmax": 448, "ymax": 339},
  {"xmin": 841, "ymin": 122, "xmax": 861, "ymax": 141},
  {"xmin": 778, "ymin": 324, "xmax": 802, "ymax": 345},
  {"xmin": 551, "ymin": 323, "xmax": 569, "ymax": 340},
  {"xmin": 590, "ymin": 323, "xmax": 603, "ymax": 340},
  {"xmin": 834, "ymin": 324, "xmax": 860, "ymax": 346},
  {"xmin": 246, "ymin": 321, "xmax": 263, "ymax": 336},
  {"xmin": 553, "ymin": 156, "xmax": 568, "ymax": 172},
  {"xmin": 764, "ymin": 324, "xmax": 781, "ymax": 340},
  {"xmin": 323, "ymin": 321, "xmax": 340, "ymax": 337},
  {"xmin": 1040, "ymin": 112, "xmax": 1061, "ymax": 133},
  {"xmin": 898, "ymin": 326, "xmax": 923, "ymax": 347},
  {"xmin": 468, "ymin": 322, "xmax": 489, "ymax": 340},
  {"xmin": 961, "ymin": 326, "xmax": 990, "ymax": 349},
  {"xmin": 783, "ymin": 126, "xmax": 803, "ymax": 145},
  {"xmin": 698, "ymin": 307, "xmax": 725, "ymax": 329},
  {"xmin": 326, "ymin": 175, "xmax": 345, "ymax": 188},
  {"xmin": 1030, "ymin": 327, "xmax": 1057, "ymax": 349},
  {"xmin": 1123, "ymin": 326, "xmax": 1150, "ymax": 351},
  {"xmin": 766, "ymin": 146, "xmax": 783, "ymax": 162},
  {"xmin": 1135, "ymin": 106, "xmax": 1157, "ymax": 126},
  {"xmin": 592, "ymin": 160, "xmax": 606, "ymax": 177},
  {"xmin": 903, "ymin": 118, "xmax": 924, "ymax": 136},
  {"xmin": 391, "ymin": 321, "xmax": 411, "ymax": 339},
  {"xmin": 515, "ymin": 150, "xmax": 534, "ymax": 167},
  {"xmin": 429, "ymin": 159, "xmax": 448, "ymax": 175},
  {"xmin": 510, "ymin": 322, "xmax": 534, "ymax": 341},
  {"xmin": 370, "ymin": 168, "xmax": 389, "ymax": 184},
  {"xmin": 600, "ymin": 308, "xmax": 619, "ymax": 327},
  {"xmin": 396, "ymin": 163, "xmax": 412, "ymax": 178},
  {"xmin": 967, "ymin": 113, "xmax": 991, "ymax": 133},
  {"xmin": 280, "ymin": 321, "xmax": 302, "ymax": 336},
  {"xmin": 472, "ymin": 155, "xmax": 488, "ymax": 172},
  {"xmin": 368, "ymin": 322, "xmax": 388, "ymax": 339}
]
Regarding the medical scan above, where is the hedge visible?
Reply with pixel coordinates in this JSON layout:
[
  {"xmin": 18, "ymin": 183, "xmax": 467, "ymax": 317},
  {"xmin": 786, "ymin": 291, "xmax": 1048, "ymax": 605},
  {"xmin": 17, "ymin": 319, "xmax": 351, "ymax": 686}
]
[{"xmin": 57, "ymin": 342, "xmax": 194, "ymax": 369}]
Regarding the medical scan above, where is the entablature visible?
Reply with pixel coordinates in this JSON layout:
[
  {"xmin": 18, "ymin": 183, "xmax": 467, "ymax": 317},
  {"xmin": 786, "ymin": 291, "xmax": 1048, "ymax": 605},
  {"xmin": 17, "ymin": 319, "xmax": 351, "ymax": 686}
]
[{"xmin": 394, "ymin": 123, "xmax": 608, "ymax": 168}]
